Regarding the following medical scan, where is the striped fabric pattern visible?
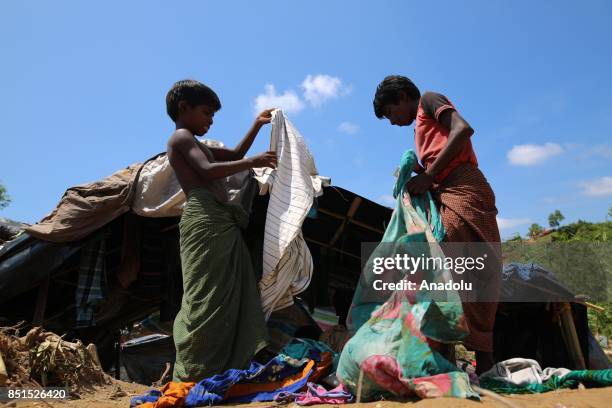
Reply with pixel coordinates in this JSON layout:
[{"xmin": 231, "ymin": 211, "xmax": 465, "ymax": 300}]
[
  {"xmin": 254, "ymin": 109, "xmax": 327, "ymax": 319},
  {"xmin": 434, "ymin": 163, "xmax": 501, "ymax": 352},
  {"xmin": 75, "ymin": 232, "xmax": 108, "ymax": 327}
]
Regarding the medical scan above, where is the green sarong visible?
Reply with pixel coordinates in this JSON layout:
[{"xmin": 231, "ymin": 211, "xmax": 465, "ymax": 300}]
[{"xmin": 172, "ymin": 188, "xmax": 268, "ymax": 382}]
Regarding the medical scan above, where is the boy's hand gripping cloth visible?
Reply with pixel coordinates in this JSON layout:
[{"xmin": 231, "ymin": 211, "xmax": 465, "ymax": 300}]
[{"xmin": 253, "ymin": 109, "xmax": 329, "ymax": 319}]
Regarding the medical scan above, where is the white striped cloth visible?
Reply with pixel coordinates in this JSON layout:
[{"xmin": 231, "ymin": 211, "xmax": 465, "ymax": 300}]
[{"xmin": 253, "ymin": 109, "xmax": 329, "ymax": 319}]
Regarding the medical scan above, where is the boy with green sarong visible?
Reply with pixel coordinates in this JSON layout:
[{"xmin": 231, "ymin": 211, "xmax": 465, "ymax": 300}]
[{"xmin": 165, "ymin": 79, "xmax": 277, "ymax": 381}]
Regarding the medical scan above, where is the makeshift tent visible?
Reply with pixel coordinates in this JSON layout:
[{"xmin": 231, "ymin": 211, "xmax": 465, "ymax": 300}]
[
  {"xmin": 494, "ymin": 264, "xmax": 611, "ymax": 371},
  {"xmin": 0, "ymin": 144, "xmax": 388, "ymax": 373},
  {"xmin": 0, "ymin": 217, "xmax": 26, "ymax": 245},
  {"xmin": 1, "ymin": 150, "xmax": 609, "ymax": 381}
]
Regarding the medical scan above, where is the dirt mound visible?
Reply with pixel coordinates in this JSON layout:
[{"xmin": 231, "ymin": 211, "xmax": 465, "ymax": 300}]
[{"xmin": 0, "ymin": 323, "xmax": 110, "ymax": 391}]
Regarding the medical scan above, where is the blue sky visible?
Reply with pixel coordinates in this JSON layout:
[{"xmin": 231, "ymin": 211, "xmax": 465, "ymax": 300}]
[{"xmin": 1, "ymin": 0, "xmax": 611, "ymax": 239}]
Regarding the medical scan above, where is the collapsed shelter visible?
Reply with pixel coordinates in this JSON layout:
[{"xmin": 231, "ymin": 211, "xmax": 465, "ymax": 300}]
[{"xmin": 1, "ymin": 150, "xmax": 609, "ymax": 383}]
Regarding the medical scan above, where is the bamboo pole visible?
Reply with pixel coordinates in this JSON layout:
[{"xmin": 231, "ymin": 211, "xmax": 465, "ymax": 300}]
[
  {"xmin": 32, "ymin": 277, "xmax": 50, "ymax": 327},
  {"xmin": 329, "ymin": 197, "xmax": 362, "ymax": 246},
  {"xmin": 318, "ymin": 208, "xmax": 385, "ymax": 234},
  {"xmin": 557, "ymin": 302, "xmax": 586, "ymax": 370},
  {"xmin": 304, "ymin": 237, "xmax": 360, "ymax": 260}
]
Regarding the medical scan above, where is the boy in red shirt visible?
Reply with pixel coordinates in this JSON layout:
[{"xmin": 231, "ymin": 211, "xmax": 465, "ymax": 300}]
[{"xmin": 373, "ymin": 75, "xmax": 501, "ymax": 373}]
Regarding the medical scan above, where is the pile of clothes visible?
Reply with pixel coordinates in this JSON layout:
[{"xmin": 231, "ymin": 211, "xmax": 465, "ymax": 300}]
[
  {"xmin": 130, "ymin": 339, "xmax": 353, "ymax": 407},
  {"xmin": 133, "ymin": 144, "xmax": 612, "ymax": 406}
]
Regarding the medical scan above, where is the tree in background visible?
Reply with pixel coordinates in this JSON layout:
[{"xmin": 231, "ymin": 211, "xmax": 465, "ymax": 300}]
[
  {"xmin": 507, "ymin": 233, "xmax": 523, "ymax": 242},
  {"xmin": 528, "ymin": 223, "xmax": 544, "ymax": 239},
  {"xmin": 0, "ymin": 183, "xmax": 10, "ymax": 210},
  {"xmin": 548, "ymin": 209, "xmax": 565, "ymax": 228}
]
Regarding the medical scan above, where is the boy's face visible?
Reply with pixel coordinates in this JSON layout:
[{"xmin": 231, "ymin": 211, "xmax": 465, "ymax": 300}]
[
  {"xmin": 179, "ymin": 102, "xmax": 215, "ymax": 136},
  {"xmin": 383, "ymin": 91, "xmax": 417, "ymax": 127}
]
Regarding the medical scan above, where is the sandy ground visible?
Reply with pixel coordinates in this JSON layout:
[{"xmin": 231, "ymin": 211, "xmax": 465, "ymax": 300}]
[{"xmin": 7, "ymin": 379, "xmax": 612, "ymax": 408}]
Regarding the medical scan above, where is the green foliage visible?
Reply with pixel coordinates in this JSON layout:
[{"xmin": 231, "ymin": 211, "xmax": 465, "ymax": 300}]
[
  {"xmin": 588, "ymin": 303, "xmax": 612, "ymax": 338},
  {"xmin": 548, "ymin": 209, "xmax": 565, "ymax": 228},
  {"xmin": 0, "ymin": 183, "xmax": 10, "ymax": 210},
  {"xmin": 508, "ymin": 219, "xmax": 612, "ymax": 340},
  {"xmin": 547, "ymin": 219, "xmax": 612, "ymax": 338},
  {"xmin": 528, "ymin": 223, "xmax": 544, "ymax": 239},
  {"xmin": 507, "ymin": 233, "xmax": 523, "ymax": 242},
  {"xmin": 550, "ymin": 220, "xmax": 612, "ymax": 242},
  {"xmin": 502, "ymin": 240, "xmax": 611, "ymax": 304}
]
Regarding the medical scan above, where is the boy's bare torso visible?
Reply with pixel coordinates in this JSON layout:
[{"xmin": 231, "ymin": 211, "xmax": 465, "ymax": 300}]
[{"xmin": 167, "ymin": 132, "xmax": 228, "ymax": 202}]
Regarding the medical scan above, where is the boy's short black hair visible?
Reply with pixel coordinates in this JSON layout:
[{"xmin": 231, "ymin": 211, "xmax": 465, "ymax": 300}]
[
  {"xmin": 166, "ymin": 79, "xmax": 221, "ymax": 121},
  {"xmin": 373, "ymin": 75, "xmax": 421, "ymax": 118}
]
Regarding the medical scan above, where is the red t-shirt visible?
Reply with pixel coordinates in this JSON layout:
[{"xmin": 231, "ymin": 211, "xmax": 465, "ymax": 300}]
[{"xmin": 414, "ymin": 92, "xmax": 478, "ymax": 182}]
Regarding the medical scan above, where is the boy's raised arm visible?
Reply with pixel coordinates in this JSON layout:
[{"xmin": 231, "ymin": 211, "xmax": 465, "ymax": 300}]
[
  {"xmin": 173, "ymin": 130, "xmax": 276, "ymax": 181},
  {"xmin": 208, "ymin": 108, "xmax": 274, "ymax": 161}
]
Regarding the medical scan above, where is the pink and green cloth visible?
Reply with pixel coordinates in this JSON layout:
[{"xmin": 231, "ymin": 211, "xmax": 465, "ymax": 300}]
[{"xmin": 337, "ymin": 150, "xmax": 479, "ymax": 401}]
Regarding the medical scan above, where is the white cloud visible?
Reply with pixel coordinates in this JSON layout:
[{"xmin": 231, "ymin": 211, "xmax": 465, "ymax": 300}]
[
  {"xmin": 507, "ymin": 143, "xmax": 563, "ymax": 166},
  {"xmin": 337, "ymin": 121, "xmax": 359, "ymax": 135},
  {"xmin": 254, "ymin": 84, "xmax": 304, "ymax": 115},
  {"xmin": 301, "ymin": 74, "xmax": 347, "ymax": 107},
  {"xmin": 497, "ymin": 217, "xmax": 532, "ymax": 230},
  {"xmin": 377, "ymin": 194, "xmax": 396, "ymax": 207},
  {"xmin": 579, "ymin": 176, "xmax": 612, "ymax": 196},
  {"xmin": 254, "ymin": 74, "xmax": 350, "ymax": 115}
]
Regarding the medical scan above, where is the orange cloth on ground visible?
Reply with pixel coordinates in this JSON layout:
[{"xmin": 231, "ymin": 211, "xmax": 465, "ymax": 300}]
[
  {"xmin": 137, "ymin": 381, "xmax": 195, "ymax": 408},
  {"xmin": 309, "ymin": 351, "xmax": 333, "ymax": 383},
  {"xmin": 137, "ymin": 354, "xmax": 331, "ymax": 407},
  {"xmin": 224, "ymin": 359, "xmax": 315, "ymax": 399}
]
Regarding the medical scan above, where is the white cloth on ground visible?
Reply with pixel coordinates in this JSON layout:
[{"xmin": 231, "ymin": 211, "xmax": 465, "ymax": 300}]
[
  {"xmin": 253, "ymin": 109, "xmax": 330, "ymax": 319},
  {"xmin": 480, "ymin": 358, "xmax": 571, "ymax": 385}
]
